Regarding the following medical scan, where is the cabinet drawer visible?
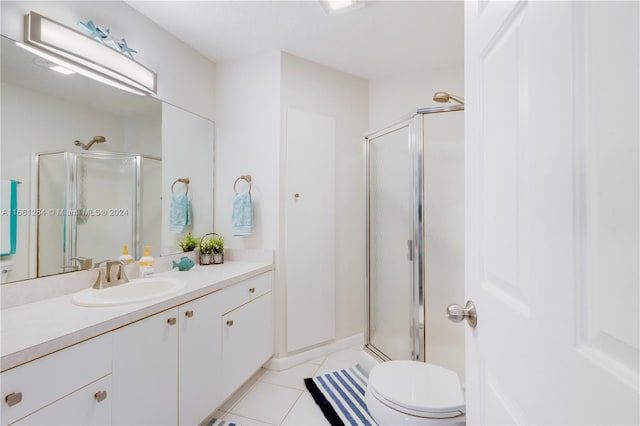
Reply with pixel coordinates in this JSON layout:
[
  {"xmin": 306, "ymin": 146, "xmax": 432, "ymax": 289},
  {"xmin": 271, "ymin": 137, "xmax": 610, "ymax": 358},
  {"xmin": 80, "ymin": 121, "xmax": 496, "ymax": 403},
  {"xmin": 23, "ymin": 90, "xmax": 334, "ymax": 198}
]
[
  {"xmin": 220, "ymin": 272, "xmax": 272, "ymax": 314},
  {"xmin": 14, "ymin": 375, "xmax": 111, "ymax": 425},
  {"xmin": 1, "ymin": 333, "xmax": 112, "ymax": 426}
]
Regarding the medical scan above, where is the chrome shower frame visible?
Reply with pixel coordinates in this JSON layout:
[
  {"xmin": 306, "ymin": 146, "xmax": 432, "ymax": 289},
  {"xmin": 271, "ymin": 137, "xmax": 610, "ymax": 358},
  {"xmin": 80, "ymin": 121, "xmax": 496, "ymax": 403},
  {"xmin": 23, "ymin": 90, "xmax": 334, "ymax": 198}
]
[{"xmin": 364, "ymin": 103, "xmax": 464, "ymax": 363}]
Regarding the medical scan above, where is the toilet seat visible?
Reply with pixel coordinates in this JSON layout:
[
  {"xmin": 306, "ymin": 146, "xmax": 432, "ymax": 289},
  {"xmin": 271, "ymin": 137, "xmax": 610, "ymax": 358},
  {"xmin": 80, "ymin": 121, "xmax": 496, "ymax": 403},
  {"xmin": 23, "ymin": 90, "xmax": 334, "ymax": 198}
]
[{"xmin": 367, "ymin": 360, "xmax": 465, "ymax": 419}]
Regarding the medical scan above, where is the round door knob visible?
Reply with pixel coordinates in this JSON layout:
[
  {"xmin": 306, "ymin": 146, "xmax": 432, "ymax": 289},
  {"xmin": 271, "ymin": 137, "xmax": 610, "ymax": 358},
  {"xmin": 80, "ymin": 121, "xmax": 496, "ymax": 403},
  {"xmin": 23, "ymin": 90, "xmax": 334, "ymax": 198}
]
[
  {"xmin": 226, "ymin": 320, "xmax": 234, "ymax": 326},
  {"xmin": 447, "ymin": 300, "xmax": 477, "ymax": 328},
  {"xmin": 185, "ymin": 310, "xmax": 194, "ymax": 318}
]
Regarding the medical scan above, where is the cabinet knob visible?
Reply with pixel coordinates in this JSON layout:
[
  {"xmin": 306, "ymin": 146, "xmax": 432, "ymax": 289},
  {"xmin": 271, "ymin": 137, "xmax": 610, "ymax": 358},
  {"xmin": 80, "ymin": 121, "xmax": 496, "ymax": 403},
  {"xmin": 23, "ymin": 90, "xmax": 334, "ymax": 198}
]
[
  {"xmin": 249, "ymin": 287, "xmax": 256, "ymax": 293},
  {"xmin": 94, "ymin": 390, "xmax": 107, "ymax": 403},
  {"xmin": 185, "ymin": 310, "xmax": 194, "ymax": 318},
  {"xmin": 167, "ymin": 317, "xmax": 177, "ymax": 325},
  {"xmin": 226, "ymin": 320, "xmax": 234, "ymax": 326},
  {"xmin": 5, "ymin": 392, "xmax": 22, "ymax": 407}
]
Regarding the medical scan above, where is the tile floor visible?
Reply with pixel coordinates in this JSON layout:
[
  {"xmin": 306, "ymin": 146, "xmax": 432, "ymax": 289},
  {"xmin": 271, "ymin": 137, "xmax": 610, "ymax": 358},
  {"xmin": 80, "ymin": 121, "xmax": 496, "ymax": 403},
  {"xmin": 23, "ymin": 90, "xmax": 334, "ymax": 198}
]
[{"xmin": 210, "ymin": 345, "xmax": 364, "ymax": 425}]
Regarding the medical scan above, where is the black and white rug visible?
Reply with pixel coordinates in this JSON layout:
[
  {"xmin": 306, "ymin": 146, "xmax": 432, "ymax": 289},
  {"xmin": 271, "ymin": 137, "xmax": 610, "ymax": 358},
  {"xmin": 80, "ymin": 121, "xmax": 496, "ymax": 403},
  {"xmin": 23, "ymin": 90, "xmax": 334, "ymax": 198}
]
[{"xmin": 304, "ymin": 364, "xmax": 378, "ymax": 426}]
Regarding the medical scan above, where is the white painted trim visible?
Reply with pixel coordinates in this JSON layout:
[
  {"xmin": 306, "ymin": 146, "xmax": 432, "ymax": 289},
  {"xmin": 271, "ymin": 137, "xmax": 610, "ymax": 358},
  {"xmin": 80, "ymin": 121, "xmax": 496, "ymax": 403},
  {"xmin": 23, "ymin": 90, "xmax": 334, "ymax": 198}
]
[{"xmin": 264, "ymin": 333, "xmax": 364, "ymax": 372}]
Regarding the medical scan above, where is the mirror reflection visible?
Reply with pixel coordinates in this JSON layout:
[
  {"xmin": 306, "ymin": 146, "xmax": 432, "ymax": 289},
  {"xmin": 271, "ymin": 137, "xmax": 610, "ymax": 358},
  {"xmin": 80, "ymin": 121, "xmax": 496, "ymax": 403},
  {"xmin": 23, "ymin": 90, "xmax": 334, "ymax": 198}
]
[{"xmin": 0, "ymin": 35, "xmax": 214, "ymax": 284}]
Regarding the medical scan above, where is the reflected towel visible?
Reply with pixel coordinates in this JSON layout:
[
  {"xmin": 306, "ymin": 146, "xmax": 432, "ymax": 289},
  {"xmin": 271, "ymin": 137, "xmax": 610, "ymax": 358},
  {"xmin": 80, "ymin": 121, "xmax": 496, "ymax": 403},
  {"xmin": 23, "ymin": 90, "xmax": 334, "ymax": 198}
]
[
  {"xmin": 232, "ymin": 192, "xmax": 252, "ymax": 236},
  {"xmin": 0, "ymin": 180, "xmax": 17, "ymax": 256},
  {"xmin": 169, "ymin": 193, "xmax": 191, "ymax": 233}
]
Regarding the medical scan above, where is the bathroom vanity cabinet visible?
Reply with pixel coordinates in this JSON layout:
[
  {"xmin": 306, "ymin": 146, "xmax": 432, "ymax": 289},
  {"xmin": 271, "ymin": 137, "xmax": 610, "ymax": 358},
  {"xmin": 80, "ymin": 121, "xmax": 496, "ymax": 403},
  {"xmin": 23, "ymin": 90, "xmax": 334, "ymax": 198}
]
[
  {"xmin": 112, "ymin": 271, "xmax": 273, "ymax": 425},
  {"xmin": 1, "ymin": 270, "xmax": 273, "ymax": 426}
]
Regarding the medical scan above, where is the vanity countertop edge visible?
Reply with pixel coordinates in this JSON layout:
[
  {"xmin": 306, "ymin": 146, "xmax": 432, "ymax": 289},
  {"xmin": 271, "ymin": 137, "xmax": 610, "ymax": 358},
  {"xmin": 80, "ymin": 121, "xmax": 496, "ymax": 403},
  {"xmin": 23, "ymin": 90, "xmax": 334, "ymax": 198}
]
[{"xmin": 0, "ymin": 260, "xmax": 274, "ymax": 373}]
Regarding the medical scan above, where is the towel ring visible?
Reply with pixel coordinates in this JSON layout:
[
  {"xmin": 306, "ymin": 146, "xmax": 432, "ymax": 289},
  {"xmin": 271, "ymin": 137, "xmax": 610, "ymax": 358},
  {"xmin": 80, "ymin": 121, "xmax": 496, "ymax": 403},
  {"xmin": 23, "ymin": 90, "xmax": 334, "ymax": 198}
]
[
  {"xmin": 233, "ymin": 175, "xmax": 252, "ymax": 193},
  {"xmin": 172, "ymin": 178, "xmax": 190, "ymax": 195}
]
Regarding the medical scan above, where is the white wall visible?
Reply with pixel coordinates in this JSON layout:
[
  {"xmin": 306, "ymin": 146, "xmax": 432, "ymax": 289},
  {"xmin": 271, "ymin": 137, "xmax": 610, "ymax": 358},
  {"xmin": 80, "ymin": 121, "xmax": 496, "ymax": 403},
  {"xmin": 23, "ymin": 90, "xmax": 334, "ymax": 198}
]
[
  {"xmin": 280, "ymin": 53, "xmax": 369, "ymax": 352},
  {"xmin": 0, "ymin": 0, "xmax": 216, "ymax": 120},
  {"xmin": 369, "ymin": 65, "xmax": 464, "ymax": 131},
  {"xmin": 214, "ymin": 51, "xmax": 282, "ymax": 251}
]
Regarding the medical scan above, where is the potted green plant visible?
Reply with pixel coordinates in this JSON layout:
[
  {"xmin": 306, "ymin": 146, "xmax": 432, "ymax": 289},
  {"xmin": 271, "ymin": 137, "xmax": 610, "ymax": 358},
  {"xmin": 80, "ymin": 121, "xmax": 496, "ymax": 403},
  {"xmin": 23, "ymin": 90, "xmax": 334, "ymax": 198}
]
[
  {"xmin": 210, "ymin": 234, "xmax": 224, "ymax": 264},
  {"xmin": 178, "ymin": 233, "xmax": 199, "ymax": 252},
  {"xmin": 199, "ymin": 233, "xmax": 224, "ymax": 265}
]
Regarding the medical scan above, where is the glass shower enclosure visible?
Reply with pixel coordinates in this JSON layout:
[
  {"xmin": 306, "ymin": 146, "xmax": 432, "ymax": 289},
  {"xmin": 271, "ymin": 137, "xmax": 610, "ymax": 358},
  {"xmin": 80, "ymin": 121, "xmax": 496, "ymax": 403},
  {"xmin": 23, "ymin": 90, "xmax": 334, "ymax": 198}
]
[
  {"xmin": 35, "ymin": 151, "xmax": 161, "ymax": 278},
  {"xmin": 365, "ymin": 104, "xmax": 464, "ymax": 363}
]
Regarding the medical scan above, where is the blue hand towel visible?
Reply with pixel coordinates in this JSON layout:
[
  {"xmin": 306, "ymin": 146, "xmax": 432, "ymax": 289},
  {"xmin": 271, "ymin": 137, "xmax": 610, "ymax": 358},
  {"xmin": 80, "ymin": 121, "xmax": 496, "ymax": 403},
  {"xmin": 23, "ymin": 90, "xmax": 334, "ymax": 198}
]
[
  {"xmin": 232, "ymin": 192, "xmax": 252, "ymax": 236},
  {"xmin": 169, "ymin": 193, "xmax": 191, "ymax": 233},
  {"xmin": 0, "ymin": 180, "xmax": 17, "ymax": 256}
]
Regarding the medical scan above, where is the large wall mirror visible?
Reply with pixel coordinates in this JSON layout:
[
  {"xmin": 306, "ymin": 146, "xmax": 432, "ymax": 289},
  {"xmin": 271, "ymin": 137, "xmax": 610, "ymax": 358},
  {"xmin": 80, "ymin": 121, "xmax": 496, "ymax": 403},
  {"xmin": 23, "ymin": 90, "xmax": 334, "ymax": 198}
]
[{"xmin": 0, "ymin": 35, "xmax": 214, "ymax": 284}]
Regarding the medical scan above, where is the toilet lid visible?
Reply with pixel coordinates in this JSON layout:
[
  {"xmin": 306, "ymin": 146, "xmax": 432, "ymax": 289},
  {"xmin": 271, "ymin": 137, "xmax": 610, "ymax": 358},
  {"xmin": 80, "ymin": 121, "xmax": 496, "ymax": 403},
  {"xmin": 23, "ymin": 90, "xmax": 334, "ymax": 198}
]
[{"xmin": 368, "ymin": 361, "xmax": 465, "ymax": 418}]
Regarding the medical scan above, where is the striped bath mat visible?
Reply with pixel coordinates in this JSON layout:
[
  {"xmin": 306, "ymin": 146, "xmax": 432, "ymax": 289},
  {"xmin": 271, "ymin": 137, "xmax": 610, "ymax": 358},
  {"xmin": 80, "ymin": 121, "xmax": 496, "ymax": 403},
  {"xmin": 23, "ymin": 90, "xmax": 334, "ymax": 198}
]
[{"xmin": 304, "ymin": 364, "xmax": 378, "ymax": 426}]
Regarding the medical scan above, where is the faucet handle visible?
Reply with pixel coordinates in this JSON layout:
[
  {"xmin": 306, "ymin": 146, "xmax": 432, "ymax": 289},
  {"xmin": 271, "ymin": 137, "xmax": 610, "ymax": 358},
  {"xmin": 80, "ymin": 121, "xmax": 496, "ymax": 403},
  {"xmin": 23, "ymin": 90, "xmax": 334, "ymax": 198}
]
[
  {"xmin": 71, "ymin": 257, "xmax": 93, "ymax": 270},
  {"xmin": 94, "ymin": 259, "xmax": 110, "ymax": 268}
]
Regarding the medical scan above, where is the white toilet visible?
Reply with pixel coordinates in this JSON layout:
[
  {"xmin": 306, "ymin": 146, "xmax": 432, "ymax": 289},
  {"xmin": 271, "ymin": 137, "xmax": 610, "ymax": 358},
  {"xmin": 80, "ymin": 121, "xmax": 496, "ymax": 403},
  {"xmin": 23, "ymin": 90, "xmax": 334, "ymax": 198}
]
[{"xmin": 365, "ymin": 360, "xmax": 465, "ymax": 425}]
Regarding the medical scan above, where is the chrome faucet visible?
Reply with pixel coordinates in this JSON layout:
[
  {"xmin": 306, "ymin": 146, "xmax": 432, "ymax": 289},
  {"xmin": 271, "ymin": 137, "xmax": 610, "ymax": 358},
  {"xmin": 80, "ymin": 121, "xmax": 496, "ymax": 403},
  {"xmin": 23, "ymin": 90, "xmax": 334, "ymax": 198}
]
[{"xmin": 92, "ymin": 260, "xmax": 129, "ymax": 289}]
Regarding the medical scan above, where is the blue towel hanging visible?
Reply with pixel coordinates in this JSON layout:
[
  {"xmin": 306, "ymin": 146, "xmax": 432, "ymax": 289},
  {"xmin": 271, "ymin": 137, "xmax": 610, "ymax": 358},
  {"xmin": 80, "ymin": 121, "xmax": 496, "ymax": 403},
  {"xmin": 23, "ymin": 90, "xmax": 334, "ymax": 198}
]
[
  {"xmin": 232, "ymin": 192, "xmax": 253, "ymax": 236},
  {"xmin": 1, "ymin": 180, "xmax": 18, "ymax": 256},
  {"xmin": 232, "ymin": 175, "xmax": 253, "ymax": 236},
  {"xmin": 169, "ymin": 193, "xmax": 191, "ymax": 233}
]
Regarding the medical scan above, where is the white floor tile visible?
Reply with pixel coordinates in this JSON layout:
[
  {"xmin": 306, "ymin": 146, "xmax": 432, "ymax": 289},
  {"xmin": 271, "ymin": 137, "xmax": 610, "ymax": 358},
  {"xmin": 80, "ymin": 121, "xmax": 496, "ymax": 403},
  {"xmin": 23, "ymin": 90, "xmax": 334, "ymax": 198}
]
[
  {"xmin": 308, "ymin": 355, "xmax": 326, "ymax": 365},
  {"xmin": 220, "ymin": 412, "xmax": 276, "ymax": 426},
  {"xmin": 199, "ymin": 409, "xmax": 226, "ymax": 426},
  {"xmin": 260, "ymin": 363, "xmax": 320, "ymax": 390},
  {"xmin": 314, "ymin": 365, "xmax": 344, "ymax": 377},
  {"xmin": 281, "ymin": 392, "xmax": 330, "ymax": 426},
  {"xmin": 322, "ymin": 348, "xmax": 362, "ymax": 369},
  {"xmin": 230, "ymin": 382, "xmax": 302, "ymax": 425},
  {"xmin": 219, "ymin": 377, "xmax": 258, "ymax": 412}
]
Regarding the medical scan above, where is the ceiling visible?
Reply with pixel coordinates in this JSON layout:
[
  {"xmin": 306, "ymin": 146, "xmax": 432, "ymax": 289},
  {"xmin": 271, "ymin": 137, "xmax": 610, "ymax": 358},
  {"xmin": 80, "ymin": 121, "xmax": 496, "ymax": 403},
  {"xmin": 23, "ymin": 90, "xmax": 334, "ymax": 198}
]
[{"xmin": 126, "ymin": 0, "xmax": 464, "ymax": 80}]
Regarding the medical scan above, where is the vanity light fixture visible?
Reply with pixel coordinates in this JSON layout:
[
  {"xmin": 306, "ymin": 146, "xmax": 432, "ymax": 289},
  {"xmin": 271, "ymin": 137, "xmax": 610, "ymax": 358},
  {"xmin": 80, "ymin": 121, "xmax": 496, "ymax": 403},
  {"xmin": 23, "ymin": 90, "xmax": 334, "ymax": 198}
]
[
  {"xmin": 17, "ymin": 11, "xmax": 157, "ymax": 96},
  {"xmin": 320, "ymin": 0, "xmax": 365, "ymax": 14}
]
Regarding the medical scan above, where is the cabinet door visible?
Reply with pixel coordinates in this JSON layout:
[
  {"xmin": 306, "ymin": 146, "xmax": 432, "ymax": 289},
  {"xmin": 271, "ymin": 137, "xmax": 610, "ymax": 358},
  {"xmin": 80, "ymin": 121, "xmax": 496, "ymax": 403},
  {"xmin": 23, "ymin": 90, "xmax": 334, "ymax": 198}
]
[
  {"xmin": 15, "ymin": 375, "xmax": 111, "ymax": 426},
  {"xmin": 178, "ymin": 294, "xmax": 223, "ymax": 425},
  {"xmin": 112, "ymin": 308, "xmax": 179, "ymax": 426},
  {"xmin": 222, "ymin": 293, "xmax": 274, "ymax": 396}
]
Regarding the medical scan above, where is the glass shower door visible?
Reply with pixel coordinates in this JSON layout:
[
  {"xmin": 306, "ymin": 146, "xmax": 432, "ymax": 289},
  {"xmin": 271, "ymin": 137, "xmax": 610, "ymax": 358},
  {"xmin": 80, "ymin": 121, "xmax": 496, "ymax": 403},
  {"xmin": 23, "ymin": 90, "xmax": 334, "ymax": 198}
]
[
  {"xmin": 67, "ymin": 153, "xmax": 138, "ymax": 268},
  {"xmin": 366, "ymin": 120, "xmax": 415, "ymax": 361}
]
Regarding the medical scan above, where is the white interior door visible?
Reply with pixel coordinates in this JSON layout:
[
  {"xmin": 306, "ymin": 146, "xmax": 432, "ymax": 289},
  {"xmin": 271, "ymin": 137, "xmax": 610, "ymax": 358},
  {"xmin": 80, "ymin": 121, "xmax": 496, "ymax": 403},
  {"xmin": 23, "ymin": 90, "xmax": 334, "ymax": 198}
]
[
  {"xmin": 465, "ymin": 1, "xmax": 639, "ymax": 424},
  {"xmin": 285, "ymin": 108, "xmax": 336, "ymax": 352}
]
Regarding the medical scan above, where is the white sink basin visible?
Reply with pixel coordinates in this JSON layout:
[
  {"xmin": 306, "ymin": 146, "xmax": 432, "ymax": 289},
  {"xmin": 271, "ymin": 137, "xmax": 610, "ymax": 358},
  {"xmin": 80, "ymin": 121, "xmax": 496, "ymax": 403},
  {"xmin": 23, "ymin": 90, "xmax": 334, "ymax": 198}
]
[{"xmin": 72, "ymin": 278, "xmax": 186, "ymax": 307}]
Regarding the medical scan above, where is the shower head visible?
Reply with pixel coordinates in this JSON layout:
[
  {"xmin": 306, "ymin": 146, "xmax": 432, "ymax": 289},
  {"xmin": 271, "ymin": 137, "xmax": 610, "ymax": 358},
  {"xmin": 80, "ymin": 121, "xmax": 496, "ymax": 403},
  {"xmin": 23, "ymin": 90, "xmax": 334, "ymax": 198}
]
[
  {"xmin": 74, "ymin": 136, "xmax": 106, "ymax": 150},
  {"xmin": 433, "ymin": 92, "xmax": 465, "ymax": 105}
]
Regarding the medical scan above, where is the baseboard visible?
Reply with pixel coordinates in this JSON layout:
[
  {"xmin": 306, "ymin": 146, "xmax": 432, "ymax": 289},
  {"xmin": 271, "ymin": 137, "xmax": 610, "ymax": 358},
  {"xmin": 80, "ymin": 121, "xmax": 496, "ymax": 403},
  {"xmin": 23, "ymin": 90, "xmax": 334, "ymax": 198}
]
[{"xmin": 264, "ymin": 333, "xmax": 364, "ymax": 371}]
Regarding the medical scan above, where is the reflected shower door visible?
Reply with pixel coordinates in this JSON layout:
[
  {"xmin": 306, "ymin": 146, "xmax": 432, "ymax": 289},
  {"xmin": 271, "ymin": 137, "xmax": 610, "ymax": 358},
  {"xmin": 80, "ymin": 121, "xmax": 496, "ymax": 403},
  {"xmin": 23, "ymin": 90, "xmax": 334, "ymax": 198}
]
[
  {"xmin": 70, "ymin": 153, "xmax": 138, "ymax": 267},
  {"xmin": 367, "ymin": 121, "xmax": 414, "ymax": 361}
]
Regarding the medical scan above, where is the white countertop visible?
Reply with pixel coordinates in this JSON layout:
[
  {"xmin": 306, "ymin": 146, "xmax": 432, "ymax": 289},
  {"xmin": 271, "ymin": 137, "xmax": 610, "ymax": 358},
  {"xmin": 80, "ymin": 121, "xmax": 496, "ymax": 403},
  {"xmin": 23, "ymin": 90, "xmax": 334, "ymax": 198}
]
[{"xmin": 1, "ymin": 260, "xmax": 273, "ymax": 372}]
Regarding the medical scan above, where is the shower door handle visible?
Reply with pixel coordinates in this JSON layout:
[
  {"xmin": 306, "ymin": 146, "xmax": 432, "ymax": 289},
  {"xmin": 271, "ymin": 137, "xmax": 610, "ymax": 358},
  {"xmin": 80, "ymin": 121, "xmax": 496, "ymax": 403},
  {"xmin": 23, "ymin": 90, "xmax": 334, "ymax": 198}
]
[{"xmin": 407, "ymin": 239, "xmax": 413, "ymax": 261}]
